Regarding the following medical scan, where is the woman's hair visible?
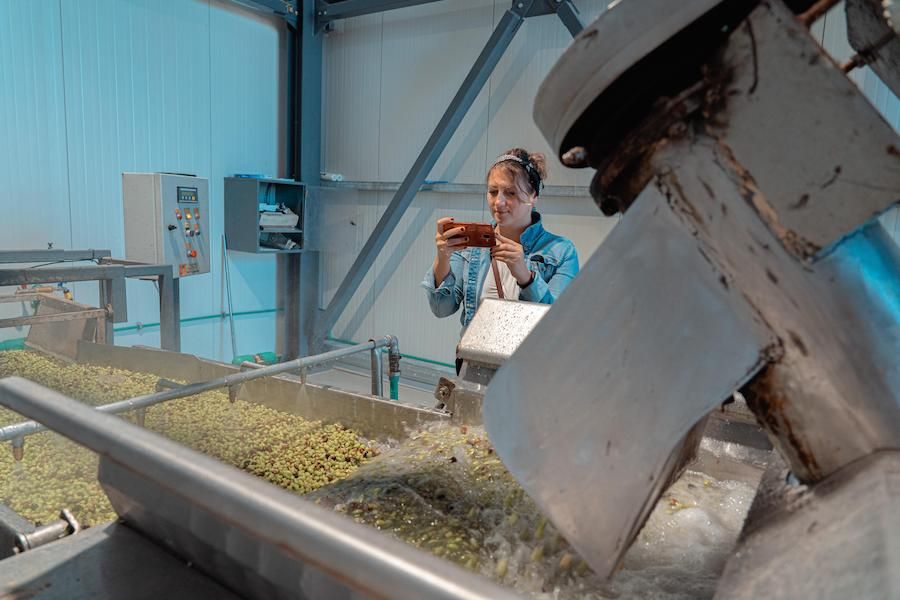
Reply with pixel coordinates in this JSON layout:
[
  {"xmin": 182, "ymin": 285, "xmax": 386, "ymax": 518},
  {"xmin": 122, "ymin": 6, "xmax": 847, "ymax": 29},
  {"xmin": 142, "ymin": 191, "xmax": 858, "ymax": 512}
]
[{"xmin": 488, "ymin": 147, "xmax": 548, "ymax": 197}]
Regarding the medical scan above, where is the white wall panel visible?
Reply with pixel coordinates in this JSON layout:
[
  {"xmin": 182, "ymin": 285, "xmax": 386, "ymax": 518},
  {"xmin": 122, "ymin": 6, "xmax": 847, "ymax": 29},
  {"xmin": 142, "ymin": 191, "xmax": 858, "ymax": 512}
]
[
  {"xmin": 0, "ymin": 1, "xmax": 71, "ymax": 250},
  {"xmin": 377, "ymin": 0, "xmax": 494, "ymax": 184},
  {"xmin": 0, "ymin": 0, "xmax": 284, "ymax": 361},
  {"xmin": 485, "ymin": 0, "xmax": 606, "ymax": 188},
  {"xmin": 319, "ymin": 187, "xmax": 379, "ymax": 342},
  {"xmin": 322, "ymin": 14, "xmax": 383, "ymax": 180},
  {"xmin": 208, "ymin": 0, "xmax": 282, "ymax": 359},
  {"xmin": 58, "ymin": 0, "xmax": 213, "ymax": 317}
]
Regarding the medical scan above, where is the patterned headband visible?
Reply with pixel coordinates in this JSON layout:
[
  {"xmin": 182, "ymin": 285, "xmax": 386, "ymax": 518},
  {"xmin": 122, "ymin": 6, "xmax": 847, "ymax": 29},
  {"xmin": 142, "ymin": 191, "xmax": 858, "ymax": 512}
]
[{"xmin": 491, "ymin": 153, "xmax": 543, "ymax": 196}]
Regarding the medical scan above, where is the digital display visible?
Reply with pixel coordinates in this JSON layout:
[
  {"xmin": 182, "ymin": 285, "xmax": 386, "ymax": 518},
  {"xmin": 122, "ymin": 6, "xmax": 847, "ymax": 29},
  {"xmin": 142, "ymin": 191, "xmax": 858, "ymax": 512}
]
[{"xmin": 177, "ymin": 186, "xmax": 198, "ymax": 204}]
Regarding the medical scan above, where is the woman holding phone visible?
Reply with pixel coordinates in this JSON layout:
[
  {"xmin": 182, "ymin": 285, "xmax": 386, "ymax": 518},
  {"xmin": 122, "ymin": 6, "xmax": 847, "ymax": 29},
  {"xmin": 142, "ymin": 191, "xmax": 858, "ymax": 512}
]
[{"xmin": 422, "ymin": 147, "xmax": 580, "ymax": 331}]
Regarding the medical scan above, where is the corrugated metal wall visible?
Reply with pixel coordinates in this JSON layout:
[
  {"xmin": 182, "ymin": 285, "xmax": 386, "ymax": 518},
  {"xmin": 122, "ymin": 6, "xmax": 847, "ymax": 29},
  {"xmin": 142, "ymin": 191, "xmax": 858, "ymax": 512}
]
[
  {"xmin": 1, "ymin": 1, "xmax": 897, "ymax": 366},
  {"xmin": 0, "ymin": 0, "xmax": 283, "ymax": 357}
]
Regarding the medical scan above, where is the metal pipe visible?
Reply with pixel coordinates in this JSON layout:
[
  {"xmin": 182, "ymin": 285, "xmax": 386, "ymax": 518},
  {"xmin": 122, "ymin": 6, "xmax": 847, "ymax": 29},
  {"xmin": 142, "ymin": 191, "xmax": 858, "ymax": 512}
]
[
  {"xmin": 0, "ymin": 249, "xmax": 111, "ymax": 264},
  {"xmin": 388, "ymin": 335, "xmax": 401, "ymax": 401},
  {"xmin": 0, "ymin": 338, "xmax": 394, "ymax": 443},
  {"xmin": 222, "ymin": 235, "xmax": 238, "ymax": 360},
  {"xmin": 369, "ymin": 344, "xmax": 384, "ymax": 397},
  {"xmin": 14, "ymin": 509, "xmax": 79, "ymax": 553},
  {"xmin": 0, "ymin": 377, "xmax": 517, "ymax": 600}
]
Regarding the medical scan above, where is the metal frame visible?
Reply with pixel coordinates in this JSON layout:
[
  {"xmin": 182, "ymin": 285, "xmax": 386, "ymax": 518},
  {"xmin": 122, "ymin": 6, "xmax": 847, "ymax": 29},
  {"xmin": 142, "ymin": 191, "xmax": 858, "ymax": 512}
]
[
  {"xmin": 315, "ymin": 0, "xmax": 445, "ymax": 31},
  {"xmin": 0, "ymin": 251, "xmax": 180, "ymax": 352}
]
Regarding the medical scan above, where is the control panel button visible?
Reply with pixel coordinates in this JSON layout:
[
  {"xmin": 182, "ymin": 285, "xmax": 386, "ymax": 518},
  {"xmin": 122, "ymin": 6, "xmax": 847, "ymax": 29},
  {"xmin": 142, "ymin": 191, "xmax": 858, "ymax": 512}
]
[
  {"xmin": 175, "ymin": 209, "xmax": 182, "ymax": 220},
  {"xmin": 188, "ymin": 250, "xmax": 197, "ymax": 258},
  {"xmin": 185, "ymin": 212, "xmax": 192, "ymax": 220},
  {"xmin": 168, "ymin": 224, "xmax": 176, "ymax": 231}
]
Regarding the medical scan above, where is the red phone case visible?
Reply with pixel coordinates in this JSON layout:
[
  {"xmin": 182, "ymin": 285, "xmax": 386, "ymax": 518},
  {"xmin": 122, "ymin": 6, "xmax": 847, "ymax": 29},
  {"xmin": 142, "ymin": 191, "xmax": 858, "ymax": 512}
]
[{"xmin": 440, "ymin": 222, "xmax": 496, "ymax": 247}]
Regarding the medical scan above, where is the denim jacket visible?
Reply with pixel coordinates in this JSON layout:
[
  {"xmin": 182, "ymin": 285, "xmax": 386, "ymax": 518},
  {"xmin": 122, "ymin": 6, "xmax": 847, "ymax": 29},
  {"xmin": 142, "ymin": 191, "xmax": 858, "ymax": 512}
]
[{"xmin": 422, "ymin": 212, "xmax": 579, "ymax": 327}]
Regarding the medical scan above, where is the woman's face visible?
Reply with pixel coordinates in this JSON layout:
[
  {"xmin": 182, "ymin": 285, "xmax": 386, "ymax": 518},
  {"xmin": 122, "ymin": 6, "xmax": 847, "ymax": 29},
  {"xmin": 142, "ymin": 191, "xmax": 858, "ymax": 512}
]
[{"xmin": 487, "ymin": 167, "xmax": 534, "ymax": 231}]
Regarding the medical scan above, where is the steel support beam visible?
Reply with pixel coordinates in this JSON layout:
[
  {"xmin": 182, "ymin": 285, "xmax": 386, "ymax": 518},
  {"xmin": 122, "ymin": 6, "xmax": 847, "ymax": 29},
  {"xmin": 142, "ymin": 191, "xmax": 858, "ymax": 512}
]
[
  {"xmin": 555, "ymin": 0, "xmax": 585, "ymax": 37},
  {"xmin": 315, "ymin": 0, "xmax": 444, "ymax": 30},
  {"xmin": 316, "ymin": 3, "xmax": 531, "ymax": 340},
  {"xmin": 279, "ymin": 0, "xmax": 323, "ymax": 359},
  {"xmin": 158, "ymin": 271, "xmax": 180, "ymax": 352},
  {"xmin": 228, "ymin": 0, "xmax": 297, "ymax": 25}
]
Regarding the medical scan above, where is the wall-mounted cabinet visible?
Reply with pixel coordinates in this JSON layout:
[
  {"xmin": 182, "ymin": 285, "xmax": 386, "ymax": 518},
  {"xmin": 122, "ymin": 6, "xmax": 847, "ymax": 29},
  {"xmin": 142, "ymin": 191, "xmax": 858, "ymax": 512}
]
[{"xmin": 224, "ymin": 177, "xmax": 306, "ymax": 254}]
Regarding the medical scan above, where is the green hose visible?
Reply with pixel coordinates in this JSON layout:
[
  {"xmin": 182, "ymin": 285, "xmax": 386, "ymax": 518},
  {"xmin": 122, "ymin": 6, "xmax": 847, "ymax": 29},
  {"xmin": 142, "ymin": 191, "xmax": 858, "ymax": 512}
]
[
  {"xmin": 0, "ymin": 338, "xmax": 26, "ymax": 351},
  {"xmin": 389, "ymin": 374, "xmax": 400, "ymax": 401}
]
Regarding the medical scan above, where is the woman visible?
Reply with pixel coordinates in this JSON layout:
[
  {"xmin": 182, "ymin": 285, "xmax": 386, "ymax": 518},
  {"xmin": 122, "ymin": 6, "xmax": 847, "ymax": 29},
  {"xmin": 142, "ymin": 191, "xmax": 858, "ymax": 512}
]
[{"xmin": 422, "ymin": 148, "xmax": 579, "ymax": 330}]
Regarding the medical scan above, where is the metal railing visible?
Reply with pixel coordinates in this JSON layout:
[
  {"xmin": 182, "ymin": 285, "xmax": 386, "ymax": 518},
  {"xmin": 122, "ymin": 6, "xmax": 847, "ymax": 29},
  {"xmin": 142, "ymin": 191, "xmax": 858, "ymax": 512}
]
[{"xmin": 0, "ymin": 336, "xmax": 401, "ymax": 449}]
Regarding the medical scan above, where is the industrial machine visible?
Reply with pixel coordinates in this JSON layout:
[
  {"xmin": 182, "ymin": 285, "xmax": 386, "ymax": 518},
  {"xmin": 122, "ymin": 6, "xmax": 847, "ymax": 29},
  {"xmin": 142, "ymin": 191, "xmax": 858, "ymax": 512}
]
[
  {"xmin": 482, "ymin": 0, "xmax": 900, "ymax": 596},
  {"xmin": 0, "ymin": 249, "xmax": 180, "ymax": 351},
  {"xmin": 0, "ymin": 0, "xmax": 895, "ymax": 598},
  {"xmin": 123, "ymin": 173, "xmax": 210, "ymax": 278}
]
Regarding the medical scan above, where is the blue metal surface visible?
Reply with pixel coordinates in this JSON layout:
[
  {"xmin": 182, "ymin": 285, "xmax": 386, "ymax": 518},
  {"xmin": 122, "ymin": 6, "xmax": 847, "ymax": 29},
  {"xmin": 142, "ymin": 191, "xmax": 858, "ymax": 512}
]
[{"xmin": 817, "ymin": 218, "xmax": 900, "ymax": 393}]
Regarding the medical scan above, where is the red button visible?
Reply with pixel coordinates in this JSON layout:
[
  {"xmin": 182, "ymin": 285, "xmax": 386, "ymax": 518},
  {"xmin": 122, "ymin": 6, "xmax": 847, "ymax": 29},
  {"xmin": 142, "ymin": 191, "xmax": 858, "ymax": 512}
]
[{"xmin": 188, "ymin": 250, "xmax": 197, "ymax": 258}]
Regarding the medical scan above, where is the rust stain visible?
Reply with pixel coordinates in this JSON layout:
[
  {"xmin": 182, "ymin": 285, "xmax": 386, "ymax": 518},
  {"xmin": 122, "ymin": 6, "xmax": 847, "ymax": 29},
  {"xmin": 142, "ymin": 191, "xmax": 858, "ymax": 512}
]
[
  {"xmin": 698, "ymin": 177, "xmax": 715, "ymax": 200},
  {"xmin": 714, "ymin": 140, "xmax": 821, "ymax": 259},
  {"xmin": 787, "ymin": 330, "xmax": 809, "ymax": 357},
  {"xmin": 790, "ymin": 193, "xmax": 810, "ymax": 210},
  {"xmin": 743, "ymin": 365, "xmax": 821, "ymax": 479},
  {"xmin": 668, "ymin": 176, "xmax": 708, "ymax": 235},
  {"xmin": 820, "ymin": 165, "xmax": 842, "ymax": 189}
]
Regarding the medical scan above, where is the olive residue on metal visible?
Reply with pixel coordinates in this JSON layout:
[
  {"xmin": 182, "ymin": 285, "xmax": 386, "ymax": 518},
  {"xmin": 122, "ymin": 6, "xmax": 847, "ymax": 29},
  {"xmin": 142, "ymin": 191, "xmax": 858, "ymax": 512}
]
[
  {"xmin": 742, "ymin": 365, "xmax": 821, "ymax": 480},
  {"xmin": 591, "ymin": 79, "xmax": 709, "ymax": 215},
  {"xmin": 787, "ymin": 330, "xmax": 809, "ymax": 357},
  {"xmin": 819, "ymin": 165, "xmax": 842, "ymax": 189},
  {"xmin": 790, "ymin": 193, "xmax": 810, "ymax": 210},
  {"xmin": 714, "ymin": 140, "xmax": 821, "ymax": 259}
]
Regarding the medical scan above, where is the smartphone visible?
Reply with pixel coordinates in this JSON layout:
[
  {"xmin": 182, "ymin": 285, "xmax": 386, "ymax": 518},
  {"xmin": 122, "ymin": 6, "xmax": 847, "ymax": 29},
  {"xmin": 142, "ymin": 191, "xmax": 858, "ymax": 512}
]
[{"xmin": 439, "ymin": 222, "xmax": 496, "ymax": 247}]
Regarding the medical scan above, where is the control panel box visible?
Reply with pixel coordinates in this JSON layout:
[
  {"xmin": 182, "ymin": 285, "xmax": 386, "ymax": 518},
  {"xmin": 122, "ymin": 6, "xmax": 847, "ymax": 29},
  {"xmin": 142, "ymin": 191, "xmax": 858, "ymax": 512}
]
[{"xmin": 123, "ymin": 173, "xmax": 210, "ymax": 278}]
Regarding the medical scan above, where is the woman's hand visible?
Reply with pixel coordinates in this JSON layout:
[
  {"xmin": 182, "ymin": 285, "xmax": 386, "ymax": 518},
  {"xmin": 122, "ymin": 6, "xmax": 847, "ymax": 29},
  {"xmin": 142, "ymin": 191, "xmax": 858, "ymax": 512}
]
[
  {"xmin": 492, "ymin": 231, "xmax": 532, "ymax": 286},
  {"xmin": 434, "ymin": 217, "xmax": 468, "ymax": 260},
  {"xmin": 433, "ymin": 217, "xmax": 467, "ymax": 286}
]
